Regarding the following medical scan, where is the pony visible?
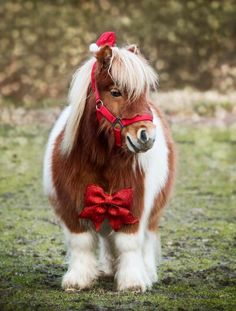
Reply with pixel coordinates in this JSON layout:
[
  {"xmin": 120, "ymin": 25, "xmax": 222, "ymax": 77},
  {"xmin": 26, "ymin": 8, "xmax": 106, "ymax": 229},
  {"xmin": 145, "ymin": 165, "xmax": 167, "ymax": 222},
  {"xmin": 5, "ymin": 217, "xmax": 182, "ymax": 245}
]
[{"xmin": 43, "ymin": 32, "xmax": 175, "ymax": 292}]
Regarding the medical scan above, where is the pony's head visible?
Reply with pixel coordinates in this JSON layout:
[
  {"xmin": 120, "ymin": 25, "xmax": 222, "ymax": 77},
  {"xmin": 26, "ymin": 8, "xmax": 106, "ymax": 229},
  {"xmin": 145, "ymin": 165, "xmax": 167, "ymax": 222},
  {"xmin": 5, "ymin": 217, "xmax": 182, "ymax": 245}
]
[{"xmin": 62, "ymin": 32, "xmax": 158, "ymax": 156}]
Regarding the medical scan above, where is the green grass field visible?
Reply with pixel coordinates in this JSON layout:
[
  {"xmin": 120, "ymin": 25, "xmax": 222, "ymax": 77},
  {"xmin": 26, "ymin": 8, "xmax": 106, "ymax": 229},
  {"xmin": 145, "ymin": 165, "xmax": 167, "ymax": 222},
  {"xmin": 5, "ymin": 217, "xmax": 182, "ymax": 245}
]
[{"xmin": 0, "ymin": 121, "xmax": 235, "ymax": 311}]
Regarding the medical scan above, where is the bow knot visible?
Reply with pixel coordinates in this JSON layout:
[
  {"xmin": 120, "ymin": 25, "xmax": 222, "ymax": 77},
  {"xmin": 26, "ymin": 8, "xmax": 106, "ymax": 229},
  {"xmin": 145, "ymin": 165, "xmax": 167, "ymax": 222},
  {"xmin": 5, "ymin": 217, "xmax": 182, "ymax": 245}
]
[{"xmin": 78, "ymin": 185, "xmax": 138, "ymax": 231}]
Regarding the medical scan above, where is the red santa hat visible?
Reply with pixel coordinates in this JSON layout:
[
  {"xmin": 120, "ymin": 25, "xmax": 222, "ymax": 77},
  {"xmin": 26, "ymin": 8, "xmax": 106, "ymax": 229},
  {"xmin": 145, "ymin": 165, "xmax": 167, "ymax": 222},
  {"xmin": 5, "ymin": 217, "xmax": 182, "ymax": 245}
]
[{"xmin": 89, "ymin": 31, "xmax": 116, "ymax": 52}]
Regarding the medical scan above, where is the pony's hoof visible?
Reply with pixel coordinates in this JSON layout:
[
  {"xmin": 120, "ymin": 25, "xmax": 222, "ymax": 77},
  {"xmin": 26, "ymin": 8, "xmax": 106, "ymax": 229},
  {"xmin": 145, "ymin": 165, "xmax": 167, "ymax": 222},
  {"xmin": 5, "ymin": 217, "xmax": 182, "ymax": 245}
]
[
  {"xmin": 117, "ymin": 283, "xmax": 146, "ymax": 293},
  {"xmin": 64, "ymin": 287, "xmax": 80, "ymax": 293},
  {"xmin": 62, "ymin": 270, "xmax": 96, "ymax": 291},
  {"xmin": 116, "ymin": 273, "xmax": 148, "ymax": 293}
]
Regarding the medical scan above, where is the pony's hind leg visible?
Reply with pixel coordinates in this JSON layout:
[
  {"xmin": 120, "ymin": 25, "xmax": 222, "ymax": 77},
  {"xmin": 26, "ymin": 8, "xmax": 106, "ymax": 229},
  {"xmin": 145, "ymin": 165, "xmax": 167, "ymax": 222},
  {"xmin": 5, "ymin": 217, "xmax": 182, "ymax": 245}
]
[
  {"xmin": 98, "ymin": 235, "xmax": 114, "ymax": 276},
  {"xmin": 62, "ymin": 226, "xmax": 99, "ymax": 290}
]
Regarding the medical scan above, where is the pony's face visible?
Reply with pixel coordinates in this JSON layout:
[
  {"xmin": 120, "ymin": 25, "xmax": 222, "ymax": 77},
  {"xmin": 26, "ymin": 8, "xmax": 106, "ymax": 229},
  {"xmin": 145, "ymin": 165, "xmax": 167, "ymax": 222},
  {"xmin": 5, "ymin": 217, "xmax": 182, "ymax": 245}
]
[
  {"xmin": 95, "ymin": 45, "xmax": 157, "ymax": 153},
  {"xmin": 98, "ymin": 84, "xmax": 156, "ymax": 153}
]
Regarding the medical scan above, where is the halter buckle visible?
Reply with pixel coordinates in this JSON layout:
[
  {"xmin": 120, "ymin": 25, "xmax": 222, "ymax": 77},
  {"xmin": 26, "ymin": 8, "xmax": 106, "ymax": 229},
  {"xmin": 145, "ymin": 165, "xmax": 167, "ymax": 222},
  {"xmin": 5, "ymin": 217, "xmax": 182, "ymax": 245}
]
[{"xmin": 112, "ymin": 117, "xmax": 124, "ymax": 129}]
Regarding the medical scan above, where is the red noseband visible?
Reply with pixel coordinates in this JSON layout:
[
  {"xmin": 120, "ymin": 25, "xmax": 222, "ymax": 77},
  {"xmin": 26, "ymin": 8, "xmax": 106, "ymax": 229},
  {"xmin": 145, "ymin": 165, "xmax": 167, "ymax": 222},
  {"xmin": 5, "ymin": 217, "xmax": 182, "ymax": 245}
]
[{"xmin": 91, "ymin": 62, "xmax": 153, "ymax": 147}]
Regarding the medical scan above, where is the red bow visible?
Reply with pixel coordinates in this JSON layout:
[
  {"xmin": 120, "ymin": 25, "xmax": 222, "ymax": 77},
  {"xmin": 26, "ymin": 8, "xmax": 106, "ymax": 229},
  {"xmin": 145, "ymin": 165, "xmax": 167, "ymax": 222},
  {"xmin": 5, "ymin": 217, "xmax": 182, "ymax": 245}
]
[{"xmin": 78, "ymin": 185, "xmax": 138, "ymax": 231}]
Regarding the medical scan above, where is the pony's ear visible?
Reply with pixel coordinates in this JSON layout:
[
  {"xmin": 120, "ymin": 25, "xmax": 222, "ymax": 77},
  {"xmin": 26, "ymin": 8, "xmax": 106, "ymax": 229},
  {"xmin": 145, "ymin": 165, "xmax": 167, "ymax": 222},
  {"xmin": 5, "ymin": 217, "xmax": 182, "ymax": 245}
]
[
  {"xmin": 127, "ymin": 44, "xmax": 139, "ymax": 55},
  {"xmin": 96, "ymin": 45, "xmax": 112, "ymax": 68}
]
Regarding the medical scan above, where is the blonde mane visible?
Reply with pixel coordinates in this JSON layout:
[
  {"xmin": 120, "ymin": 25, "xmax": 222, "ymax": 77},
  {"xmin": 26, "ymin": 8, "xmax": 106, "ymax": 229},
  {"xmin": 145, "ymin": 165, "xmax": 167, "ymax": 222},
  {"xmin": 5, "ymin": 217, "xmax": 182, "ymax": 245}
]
[{"xmin": 61, "ymin": 47, "xmax": 158, "ymax": 155}]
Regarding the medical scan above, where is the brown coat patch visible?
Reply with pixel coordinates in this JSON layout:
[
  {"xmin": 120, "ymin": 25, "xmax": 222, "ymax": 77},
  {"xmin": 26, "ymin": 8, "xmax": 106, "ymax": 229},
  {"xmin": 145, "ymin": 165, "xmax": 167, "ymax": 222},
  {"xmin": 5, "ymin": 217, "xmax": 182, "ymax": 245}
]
[
  {"xmin": 49, "ymin": 61, "xmax": 175, "ymax": 234},
  {"xmin": 51, "ymin": 95, "xmax": 145, "ymax": 233}
]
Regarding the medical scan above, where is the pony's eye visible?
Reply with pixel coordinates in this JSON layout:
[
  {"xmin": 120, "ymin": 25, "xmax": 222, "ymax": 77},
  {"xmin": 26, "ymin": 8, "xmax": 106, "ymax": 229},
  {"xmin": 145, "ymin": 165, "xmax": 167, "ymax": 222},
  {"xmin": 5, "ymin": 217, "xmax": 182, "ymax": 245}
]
[{"xmin": 110, "ymin": 89, "xmax": 122, "ymax": 97}]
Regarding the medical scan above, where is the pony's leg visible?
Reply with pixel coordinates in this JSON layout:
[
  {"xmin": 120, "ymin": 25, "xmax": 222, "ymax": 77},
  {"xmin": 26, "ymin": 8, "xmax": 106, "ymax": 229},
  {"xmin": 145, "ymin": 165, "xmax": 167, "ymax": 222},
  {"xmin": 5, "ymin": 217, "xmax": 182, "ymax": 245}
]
[
  {"xmin": 62, "ymin": 227, "xmax": 99, "ymax": 290},
  {"xmin": 113, "ymin": 230, "xmax": 151, "ymax": 292},
  {"xmin": 98, "ymin": 235, "xmax": 114, "ymax": 276},
  {"xmin": 143, "ymin": 230, "xmax": 161, "ymax": 284}
]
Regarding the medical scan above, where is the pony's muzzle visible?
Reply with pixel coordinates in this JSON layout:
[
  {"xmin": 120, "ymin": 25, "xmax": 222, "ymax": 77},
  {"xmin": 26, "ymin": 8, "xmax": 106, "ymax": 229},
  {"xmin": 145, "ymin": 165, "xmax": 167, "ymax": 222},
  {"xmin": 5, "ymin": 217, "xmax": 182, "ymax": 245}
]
[{"xmin": 126, "ymin": 127, "xmax": 156, "ymax": 153}]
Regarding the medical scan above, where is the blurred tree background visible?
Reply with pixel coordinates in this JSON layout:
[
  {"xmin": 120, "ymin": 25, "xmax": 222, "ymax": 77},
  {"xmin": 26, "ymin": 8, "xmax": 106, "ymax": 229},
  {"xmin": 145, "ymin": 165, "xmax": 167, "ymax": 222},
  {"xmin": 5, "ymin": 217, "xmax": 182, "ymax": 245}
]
[
  {"xmin": 0, "ymin": 0, "xmax": 236, "ymax": 106},
  {"xmin": 1, "ymin": 3, "xmax": 236, "ymax": 311}
]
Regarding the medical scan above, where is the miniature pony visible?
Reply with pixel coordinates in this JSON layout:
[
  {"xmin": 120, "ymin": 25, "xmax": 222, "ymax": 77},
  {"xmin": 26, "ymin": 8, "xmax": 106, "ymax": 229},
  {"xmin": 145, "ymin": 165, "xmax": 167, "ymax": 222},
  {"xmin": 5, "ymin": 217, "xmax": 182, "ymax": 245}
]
[{"xmin": 43, "ymin": 32, "xmax": 175, "ymax": 292}]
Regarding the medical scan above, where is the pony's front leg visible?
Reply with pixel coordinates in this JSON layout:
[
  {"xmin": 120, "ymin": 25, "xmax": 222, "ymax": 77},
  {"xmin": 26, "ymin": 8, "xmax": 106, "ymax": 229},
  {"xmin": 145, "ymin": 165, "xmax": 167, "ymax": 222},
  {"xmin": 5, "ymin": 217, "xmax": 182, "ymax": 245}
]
[
  {"xmin": 114, "ymin": 229, "xmax": 151, "ymax": 292},
  {"xmin": 62, "ymin": 227, "xmax": 99, "ymax": 290},
  {"xmin": 143, "ymin": 230, "xmax": 161, "ymax": 284}
]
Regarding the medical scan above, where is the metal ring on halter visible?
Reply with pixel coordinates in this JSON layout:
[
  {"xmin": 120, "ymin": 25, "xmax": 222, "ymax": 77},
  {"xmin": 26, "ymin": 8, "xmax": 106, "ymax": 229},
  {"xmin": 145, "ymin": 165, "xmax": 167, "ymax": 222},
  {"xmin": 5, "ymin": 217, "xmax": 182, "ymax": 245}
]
[
  {"xmin": 112, "ymin": 117, "xmax": 124, "ymax": 129},
  {"xmin": 96, "ymin": 100, "xmax": 104, "ymax": 110}
]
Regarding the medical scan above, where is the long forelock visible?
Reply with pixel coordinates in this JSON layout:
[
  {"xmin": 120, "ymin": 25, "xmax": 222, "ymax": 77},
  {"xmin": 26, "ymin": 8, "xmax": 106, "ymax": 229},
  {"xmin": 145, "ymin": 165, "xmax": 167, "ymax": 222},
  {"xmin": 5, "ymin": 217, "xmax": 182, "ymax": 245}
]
[{"xmin": 109, "ymin": 48, "xmax": 158, "ymax": 100}]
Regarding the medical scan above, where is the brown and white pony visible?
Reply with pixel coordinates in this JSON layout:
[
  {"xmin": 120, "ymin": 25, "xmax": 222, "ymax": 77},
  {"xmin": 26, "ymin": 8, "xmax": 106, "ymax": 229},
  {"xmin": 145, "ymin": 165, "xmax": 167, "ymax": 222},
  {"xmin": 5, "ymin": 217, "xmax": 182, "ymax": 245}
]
[{"xmin": 43, "ymin": 33, "xmax": 175, "ymax": 292}]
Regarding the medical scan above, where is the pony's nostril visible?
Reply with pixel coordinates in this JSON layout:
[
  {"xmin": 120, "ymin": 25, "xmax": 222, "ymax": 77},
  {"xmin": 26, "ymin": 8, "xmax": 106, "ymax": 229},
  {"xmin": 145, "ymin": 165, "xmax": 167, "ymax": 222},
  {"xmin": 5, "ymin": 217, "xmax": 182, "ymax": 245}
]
[{"xmin": 140, "ymin": 129, "xmax": 148, "ymax": 143}]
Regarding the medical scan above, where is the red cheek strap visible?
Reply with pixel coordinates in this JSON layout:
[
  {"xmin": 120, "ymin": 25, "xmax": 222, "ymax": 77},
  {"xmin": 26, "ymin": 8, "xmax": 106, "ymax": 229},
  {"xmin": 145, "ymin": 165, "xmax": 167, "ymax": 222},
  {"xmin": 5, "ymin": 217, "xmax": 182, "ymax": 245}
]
[
  {"xmin": 113, "ymin": 127, "xmax": 123, "ymax": 147},
  {"xmin": 96, "ymin": 101, "xmax": 153, "ymax": 147}
]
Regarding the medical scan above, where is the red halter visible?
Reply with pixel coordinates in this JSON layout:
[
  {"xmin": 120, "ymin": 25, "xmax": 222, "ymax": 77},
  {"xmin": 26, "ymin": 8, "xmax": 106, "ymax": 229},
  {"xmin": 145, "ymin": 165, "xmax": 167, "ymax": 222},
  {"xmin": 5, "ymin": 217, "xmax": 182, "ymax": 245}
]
[
  {"xmin": 90, "ymin": 31, "xmax": 153, "ymax": 147},
  {"xmin": 91, "ymin": 62, "xmax": 153, "ymax": 147}
]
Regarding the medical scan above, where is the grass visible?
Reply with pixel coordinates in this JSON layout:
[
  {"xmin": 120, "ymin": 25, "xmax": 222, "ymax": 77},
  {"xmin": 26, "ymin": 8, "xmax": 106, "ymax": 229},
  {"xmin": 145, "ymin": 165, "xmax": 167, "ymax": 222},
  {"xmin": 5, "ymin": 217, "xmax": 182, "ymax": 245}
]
[{"xmin": 0, "ymin": 122, "xmax": 236, "ymax": 311}]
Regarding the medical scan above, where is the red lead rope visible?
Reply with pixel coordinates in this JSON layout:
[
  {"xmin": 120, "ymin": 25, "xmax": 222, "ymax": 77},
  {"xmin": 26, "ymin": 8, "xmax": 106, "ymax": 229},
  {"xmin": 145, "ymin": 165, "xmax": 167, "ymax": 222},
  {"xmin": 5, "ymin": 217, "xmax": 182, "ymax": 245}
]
[{"xmin": 91, "ymin": 62, "xmax": 153, "ymax": 147}]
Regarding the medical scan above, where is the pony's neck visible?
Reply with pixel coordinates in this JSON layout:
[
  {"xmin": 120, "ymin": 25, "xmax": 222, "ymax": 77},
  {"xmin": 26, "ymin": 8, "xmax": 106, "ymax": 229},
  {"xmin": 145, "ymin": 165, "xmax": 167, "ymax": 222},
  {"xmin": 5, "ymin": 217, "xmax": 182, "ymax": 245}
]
[{"xmin": 74, "ymin": 96, "xmax": 132, "ymax": 168}]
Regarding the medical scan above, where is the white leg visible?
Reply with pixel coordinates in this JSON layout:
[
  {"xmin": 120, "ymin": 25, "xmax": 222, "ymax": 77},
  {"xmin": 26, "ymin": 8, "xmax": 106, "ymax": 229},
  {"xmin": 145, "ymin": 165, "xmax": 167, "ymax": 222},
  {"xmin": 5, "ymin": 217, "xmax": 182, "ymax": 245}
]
[
  {"xmin": 98, "ymin": 236, "xmax": 114, "ymax": 276},
  {"xmin": 62, "ymin": 227, "xmax": 99, "ymax": 290},
  {"xmin": 143, "ymin": 231, "xmax": 161, "ymax": 284},
  {"xmin": 114, "ymin": 232, "xmax": 151, "ymax": 292}
]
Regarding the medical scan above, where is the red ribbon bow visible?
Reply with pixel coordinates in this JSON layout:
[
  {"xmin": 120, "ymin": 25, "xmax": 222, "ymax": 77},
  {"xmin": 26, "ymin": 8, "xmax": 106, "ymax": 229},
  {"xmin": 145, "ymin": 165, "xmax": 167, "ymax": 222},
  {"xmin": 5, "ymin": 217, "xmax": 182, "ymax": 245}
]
[{"xmin": 79, "ymin": 185, "xmax": 138, "ymax": 231}]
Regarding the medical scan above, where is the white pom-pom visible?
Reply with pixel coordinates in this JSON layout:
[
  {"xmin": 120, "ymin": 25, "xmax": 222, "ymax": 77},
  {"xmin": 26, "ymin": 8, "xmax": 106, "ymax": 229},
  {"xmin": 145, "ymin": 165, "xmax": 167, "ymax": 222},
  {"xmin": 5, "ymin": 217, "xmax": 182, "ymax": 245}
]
[{"xmin": 89, "ymin": 43, "xmax": 99, "ymax": 53}]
